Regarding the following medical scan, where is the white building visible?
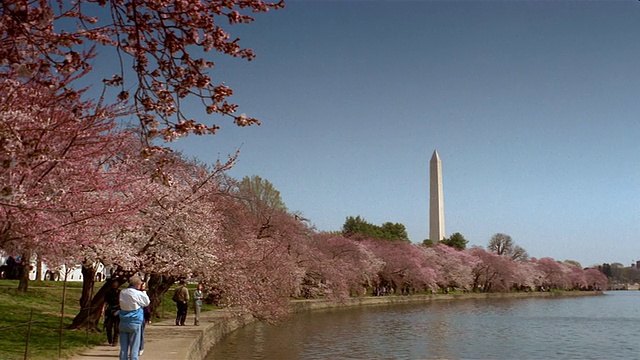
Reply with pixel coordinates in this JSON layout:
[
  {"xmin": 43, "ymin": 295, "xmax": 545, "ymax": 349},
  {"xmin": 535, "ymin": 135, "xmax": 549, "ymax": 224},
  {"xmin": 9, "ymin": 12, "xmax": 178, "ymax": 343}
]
[{"xmin": 0, "ymin": 252, "xmax": 107, "ymax": 282}]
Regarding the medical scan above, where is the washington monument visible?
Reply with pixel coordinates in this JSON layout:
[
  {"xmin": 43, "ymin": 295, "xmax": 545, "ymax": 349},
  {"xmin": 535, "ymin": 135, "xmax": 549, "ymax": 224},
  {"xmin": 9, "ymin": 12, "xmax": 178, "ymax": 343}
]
[{"xmin": 429, "ymin": 150, "xmax": 445, "ymax": 243}]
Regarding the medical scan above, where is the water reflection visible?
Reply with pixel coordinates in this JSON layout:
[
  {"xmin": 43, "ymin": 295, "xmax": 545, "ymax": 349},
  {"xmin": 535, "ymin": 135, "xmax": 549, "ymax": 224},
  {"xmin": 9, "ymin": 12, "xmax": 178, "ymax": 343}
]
[{"xmin": 207, "ymin": 292, "xmax": 640, "ymax": 360}]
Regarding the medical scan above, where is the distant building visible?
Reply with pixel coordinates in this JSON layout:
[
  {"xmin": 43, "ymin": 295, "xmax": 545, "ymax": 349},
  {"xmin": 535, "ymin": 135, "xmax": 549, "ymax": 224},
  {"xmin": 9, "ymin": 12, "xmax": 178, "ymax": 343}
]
[{"xmin": 0, "ymin": 252, "xmax": 107, "ymax": 281}]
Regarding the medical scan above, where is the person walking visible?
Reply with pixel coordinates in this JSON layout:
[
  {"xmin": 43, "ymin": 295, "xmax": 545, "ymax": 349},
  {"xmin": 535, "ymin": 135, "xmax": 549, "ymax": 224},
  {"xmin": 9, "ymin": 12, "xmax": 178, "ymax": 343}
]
[
  {"xmin": 193, "ymin": 283, "xmax": 204, "ymax": 326},
  {"xmin": 138, "ymin": 281, "xmax": 150, "ymax": 356},
  {"xmin": 104, "ymin": 280, "xmax": 121, "ymax": 346},
  {"xmin": 172, "ymin": 280, "xmax": 189, "ymax": 326},
  {"xmin": 119, "ymin": 275, "xmax": 150, "ymax": 360}
]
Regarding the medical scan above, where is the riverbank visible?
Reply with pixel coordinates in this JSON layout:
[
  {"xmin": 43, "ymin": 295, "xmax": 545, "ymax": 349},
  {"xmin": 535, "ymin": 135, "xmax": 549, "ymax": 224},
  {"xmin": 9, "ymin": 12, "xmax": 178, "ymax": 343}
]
[
  {"xmin": 71, "ymin": 291, "xmax": 603, "ymax": 360},
  {"xmin": 290, "ymin": 290, "xmax": 604, "ymax": 312}
]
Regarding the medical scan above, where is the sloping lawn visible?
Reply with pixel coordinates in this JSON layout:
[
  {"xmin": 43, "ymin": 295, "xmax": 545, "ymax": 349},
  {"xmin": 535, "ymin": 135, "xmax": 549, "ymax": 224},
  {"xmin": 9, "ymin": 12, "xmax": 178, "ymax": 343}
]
[{"xmin": 0, "ymin": 280, "xmax": 184, "ymax": 360}]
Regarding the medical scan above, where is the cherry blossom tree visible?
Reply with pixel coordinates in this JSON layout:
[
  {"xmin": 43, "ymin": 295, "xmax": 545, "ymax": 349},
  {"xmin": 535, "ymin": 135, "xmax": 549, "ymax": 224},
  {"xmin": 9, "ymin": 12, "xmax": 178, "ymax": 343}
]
[
  {"xmin": 511, "ymin": 260, "xmax": 543, "ymax": 291},
  {"xmin": 469, "ymin": 247, "xmax": 517, "ymax": 292},
  {"xmin": 534, "ymin": 257, "xmax": 569, "ymax": 290},
  {"xmin": 68, "ymin": 151, "xmax": 234, "ymax": 328},
  {"xmin": 363, "ymin": 238, "xmax": 437, "ymax": 294},
  {"xmin": 305, "ymin": 233, "xmax": 383, "ymax": 300},
  {"xmin": 65, "ymin": 150, "xmax": 154, "ymax": 330},
  {"xmin": 199, "ymin": 202, "xmax": 310, "ymax": 321},
  {"xmin": 423, "ymin": 244, "xmax": 478, "ymax": 291},
  {"xmin": 97, "ymin": 160, "xmax": 310, "ymax": 322},
  {"xmin": 565, "ymin": 262, "xmax": 588, "ymax": 290},
  {"xmin": 0, "ymin": 0, "xmax": 284, "ymax": 144},
  {"xmin": 0, "ymin": 79, "xmax": 145, "ymax": 291},
  {"xmin": 584, "ymin": 268, "xmax": 608, "ymax": 290}
]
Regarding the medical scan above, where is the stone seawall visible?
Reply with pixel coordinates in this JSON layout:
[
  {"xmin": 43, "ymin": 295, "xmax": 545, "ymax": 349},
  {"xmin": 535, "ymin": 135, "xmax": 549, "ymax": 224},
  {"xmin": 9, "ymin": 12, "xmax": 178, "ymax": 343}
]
[
  {"xmin": 182, "ymin": 310, "xmax": 255, "ymax": 360},
  {"xmin": 71, "ymin": 291, "xmax": 604, "ymax": 360},
  {"xmin": 291, "ymin": 290, "xmax": 604, "ymax": 312}
]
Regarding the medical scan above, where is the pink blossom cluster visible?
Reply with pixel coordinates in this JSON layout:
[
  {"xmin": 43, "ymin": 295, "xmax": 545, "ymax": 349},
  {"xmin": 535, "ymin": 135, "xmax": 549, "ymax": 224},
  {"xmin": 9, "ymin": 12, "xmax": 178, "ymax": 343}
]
[
  {"xmin": 0, "ymin": 79, "xmax": 146, "ymax": 268},
  {"xmin": 0, "ymin": 0, "xmax": 283, "ymax": 144}
]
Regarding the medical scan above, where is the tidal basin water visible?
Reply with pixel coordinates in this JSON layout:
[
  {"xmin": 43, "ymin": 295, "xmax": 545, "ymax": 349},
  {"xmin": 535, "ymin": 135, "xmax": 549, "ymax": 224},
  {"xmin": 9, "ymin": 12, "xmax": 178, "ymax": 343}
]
[{"xmin": 206, "ymin": 291, "xmax": 640, "ymax": 360}]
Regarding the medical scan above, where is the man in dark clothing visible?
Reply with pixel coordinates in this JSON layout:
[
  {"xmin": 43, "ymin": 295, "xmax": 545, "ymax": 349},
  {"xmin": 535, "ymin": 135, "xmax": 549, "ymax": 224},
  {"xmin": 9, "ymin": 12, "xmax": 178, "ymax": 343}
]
[
  {"xmin": 172, "ymin": 280, "xmax": 189, "ymax": 326},
  {"xmin": 104, "ymin": 280, "xmax": 121, "ymax": 346}
]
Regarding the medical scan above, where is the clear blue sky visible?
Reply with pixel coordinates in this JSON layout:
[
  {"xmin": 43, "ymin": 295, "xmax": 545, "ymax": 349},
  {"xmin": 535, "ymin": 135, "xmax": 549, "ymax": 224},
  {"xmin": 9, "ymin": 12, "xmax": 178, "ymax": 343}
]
[{"xmin": 160, "ymin": 0, "xmax": 640, "ymax": 267}]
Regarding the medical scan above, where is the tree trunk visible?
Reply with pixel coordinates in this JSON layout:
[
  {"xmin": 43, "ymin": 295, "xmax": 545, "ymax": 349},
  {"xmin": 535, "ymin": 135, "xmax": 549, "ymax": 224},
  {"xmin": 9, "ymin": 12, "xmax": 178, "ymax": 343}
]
[
  {"xmin": 67, "ymin": 279, "xmax": 110, "ymax": 330},
  {"xmin": 68, "ymin": 267, "xmax": 133, "ymax": 330},
  {"xmin": 78, "ymin": 261, "xmax": 97, "ymax": 329},
  {"xmin": 17, "ymin": 252, "xmax": 31, "ymax": 292},
  {"xmin": 147, "ymin": 274, "xmax": 176, "ymax": 319},
  {"xmin": 35, "ymin": 257, "xmax": 42, "ymax": 281}
]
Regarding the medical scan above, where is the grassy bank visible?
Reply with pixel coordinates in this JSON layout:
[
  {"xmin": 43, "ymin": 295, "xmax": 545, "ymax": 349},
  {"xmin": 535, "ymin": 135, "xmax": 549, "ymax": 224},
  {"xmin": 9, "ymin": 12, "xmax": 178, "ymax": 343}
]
[{"xmin": 0, "ymin": 280, "xmax": 200, "ymax": 360}]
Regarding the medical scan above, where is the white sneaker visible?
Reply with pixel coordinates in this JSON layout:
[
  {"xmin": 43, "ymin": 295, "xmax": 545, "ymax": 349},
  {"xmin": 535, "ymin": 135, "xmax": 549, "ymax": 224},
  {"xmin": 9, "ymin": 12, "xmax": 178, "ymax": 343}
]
[{"xmin": 139, "ymin": 350, "xmax": 144, "ymax": 356}]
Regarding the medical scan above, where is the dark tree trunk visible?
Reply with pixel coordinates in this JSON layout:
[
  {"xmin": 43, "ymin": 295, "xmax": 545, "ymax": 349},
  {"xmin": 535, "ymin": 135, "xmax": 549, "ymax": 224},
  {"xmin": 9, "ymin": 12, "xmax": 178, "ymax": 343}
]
[
  {"xmin": 71, "ymin": 261, "xmax": 99, "ymax": 330},
  {"xmin": 17, "ymin": 252, "xmax": 31, "ymax": 292},
  {"xmin": 35, "ymin": 257, "xmax": 42, "ymax": 281},
  {"xmin": 78, "ymin": 261, "xmax": 97, "ymax": 315},
  {"xmin": 147, "ymin": 273, "xmax": 176, "ymax": 319},
  {"xmin": 68, "ymin": 266, "xmax": 133, "ymax": 330},
  {"xmin": 67, "ymin": 279, "xmax": 110, "ymax": 331}
]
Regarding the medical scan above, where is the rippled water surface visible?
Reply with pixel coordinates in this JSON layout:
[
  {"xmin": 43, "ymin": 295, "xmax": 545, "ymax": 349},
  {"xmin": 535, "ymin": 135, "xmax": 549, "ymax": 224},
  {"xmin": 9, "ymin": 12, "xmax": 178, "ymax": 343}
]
[{"xmin": 206, "ymin": 291, "xmax": 640, "ymax": 359}]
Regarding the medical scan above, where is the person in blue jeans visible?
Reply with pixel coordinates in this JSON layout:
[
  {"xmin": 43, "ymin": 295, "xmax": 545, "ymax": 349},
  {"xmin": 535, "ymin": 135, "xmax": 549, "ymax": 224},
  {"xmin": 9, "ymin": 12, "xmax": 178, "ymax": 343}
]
[
  {"xmin": 138, "ymin": 305, "xmax": 151, "ymax": 355},
  {"xmin": 119, "ymin": 275, "xmax": 150, "ymax": 360},
  {"xmin": 139, "ymin": 282, "xmax": 151, "ymax": 356}
]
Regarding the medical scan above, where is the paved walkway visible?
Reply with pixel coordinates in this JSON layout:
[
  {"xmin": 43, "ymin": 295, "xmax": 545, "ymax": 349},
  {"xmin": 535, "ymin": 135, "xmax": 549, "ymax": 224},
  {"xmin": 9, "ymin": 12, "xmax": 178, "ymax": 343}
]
[{"xmin": 70, "ymin": 309, "xmax": 254, "ymax": 360}]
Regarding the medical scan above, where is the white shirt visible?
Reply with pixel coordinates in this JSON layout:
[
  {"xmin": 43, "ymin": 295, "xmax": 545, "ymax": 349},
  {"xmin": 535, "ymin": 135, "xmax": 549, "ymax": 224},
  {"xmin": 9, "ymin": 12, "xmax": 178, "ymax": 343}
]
[{"xmin": 119, "ymin": 286, "xmax": 150, "ymax": 311}]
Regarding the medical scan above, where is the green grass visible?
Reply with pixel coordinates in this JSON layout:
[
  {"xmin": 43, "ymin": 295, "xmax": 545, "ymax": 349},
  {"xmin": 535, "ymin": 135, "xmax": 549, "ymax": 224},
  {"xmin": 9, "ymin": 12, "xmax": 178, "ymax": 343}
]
[
  {"xmin": 0, "ymin": 280, "xmax": 197, "ymax": 360},
  {"xmin": 0, "ymin": 280, "xmax": 98, "ymax": 360}
]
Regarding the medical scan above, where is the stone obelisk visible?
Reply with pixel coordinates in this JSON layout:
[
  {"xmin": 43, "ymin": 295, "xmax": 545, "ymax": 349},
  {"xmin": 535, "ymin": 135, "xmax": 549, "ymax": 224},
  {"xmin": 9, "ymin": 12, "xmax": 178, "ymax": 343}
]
[{"xmin": 429, "ymin": 150, "xmax": 445, "ymax": 243}]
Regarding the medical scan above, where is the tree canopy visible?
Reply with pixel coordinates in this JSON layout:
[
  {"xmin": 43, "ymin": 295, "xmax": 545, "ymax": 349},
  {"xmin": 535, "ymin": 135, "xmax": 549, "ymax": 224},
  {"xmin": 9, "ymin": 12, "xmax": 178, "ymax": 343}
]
[
  {"xmin": 342, "ymin": 216, "xmax": 409, "ymax": 242},
  {"xmin": 236, "ymin": 175, "xmax": 287, "ymax": 216},
  {"xmin": 441, "ymin": 232, "xmax": 468, "ymax": 250},
  {"xmin": 0, "ymin": 0, "xmax": 284, "ymax": 144},
  {"xmin": 487, "ymin": 233, "xmax": 529, "ymax": 261},
  {"xmin": 0, "ymin": 79, "xmax": 147, "ymax": 290},
  {"xmin": 0, "ymin": 0, "xmax": 285, "ymax": 293}
]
